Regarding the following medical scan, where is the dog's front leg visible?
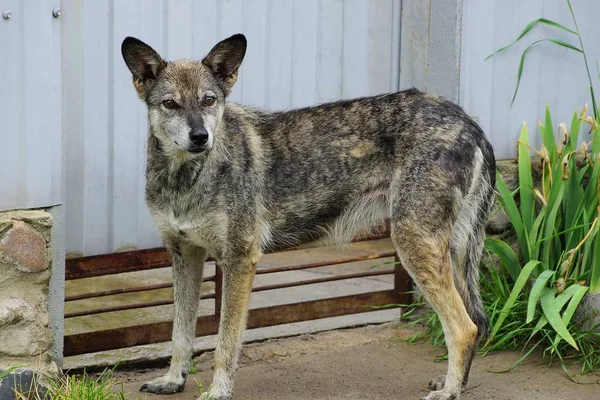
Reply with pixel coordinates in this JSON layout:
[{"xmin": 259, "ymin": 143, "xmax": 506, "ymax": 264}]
[
  {"xmin": 201, "ymin": 253, "xmax": 258, "ymax": 400},
  {"xmin": 141, "ymin": 243, "xmax": 206, "ymax": 394}
]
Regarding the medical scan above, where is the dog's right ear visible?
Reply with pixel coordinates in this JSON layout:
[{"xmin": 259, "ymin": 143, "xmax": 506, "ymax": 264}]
[
  {"xmin": 202, "ymin": 34, "xmax": 247, "ymax": 96},
  {"xmin": 121, "ymin": 37, "xmax": 167, "ymax": 99}
]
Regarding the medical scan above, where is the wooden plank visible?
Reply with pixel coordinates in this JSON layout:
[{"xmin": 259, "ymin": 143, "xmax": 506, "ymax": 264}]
[
  {"xmin": 65, "ymin": 248, "xmax": 171, "ymax": 280},
  {"xmin": 65, "ymin": 245, "xmax": 393, "ymax": 280},
  {"xmin": 64, "ymin": 290, "xmax": 403, "ymax": 357}
]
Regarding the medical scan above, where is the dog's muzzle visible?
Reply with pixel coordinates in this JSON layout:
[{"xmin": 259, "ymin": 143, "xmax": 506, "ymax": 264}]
[{"xmin": 188, "ymin": 128, "xmax": 210, "ymax": 153}]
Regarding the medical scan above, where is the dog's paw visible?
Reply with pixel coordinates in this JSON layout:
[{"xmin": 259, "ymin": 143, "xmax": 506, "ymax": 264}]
[
  {"xmin": 421, "ymin": 390, "xmax": 459, "ymax": 400},
  {"xmin": 139, "ymin": 374, "xmax": 186, "ymax": 394},
  {"xmin": 428, "ymin": 374, "xmax": 446, "ymax": 391}
]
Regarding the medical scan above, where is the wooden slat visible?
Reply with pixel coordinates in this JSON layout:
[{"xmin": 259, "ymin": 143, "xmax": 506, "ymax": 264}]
[
  {"xmin": 65, "ymin": 233, "xmax": 391, "ymax": 280},
  {"xmin": 66, "ymin": 248, "xmax": 171, "ymax": 280},
  {"xmin": 63, "ymin": 289, "xmax": 405, "ymax": 357}
]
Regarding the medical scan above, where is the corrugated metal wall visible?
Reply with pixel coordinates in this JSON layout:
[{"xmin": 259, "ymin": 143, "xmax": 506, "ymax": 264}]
[
  {"xmin": 63, "ymin": 0, "xmax": 401, "ymax": 256},
  {"xmin": 9, "ymin": 0, "xmax": 597, "ymax": 255},
  {"xmin": 0, "ymin": 0, "xmax": 62, "ymax": 211},
  {"xmin": 460, "ymin": 0, "xmax": 600, "ymax": 159}
]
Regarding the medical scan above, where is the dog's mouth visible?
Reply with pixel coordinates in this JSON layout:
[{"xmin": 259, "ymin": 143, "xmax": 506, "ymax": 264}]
[
  {"xmin": 173, "ymin": 140, "xmax": 207, "ymax": 154},
  {"xmin": 187, "ymin": 144, "xmax": 207, "ymax": 154}
]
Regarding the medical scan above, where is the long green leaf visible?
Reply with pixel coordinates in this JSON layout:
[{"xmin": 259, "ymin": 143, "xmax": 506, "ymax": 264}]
[
  {"xmin": 591, "ymin": 218, "xmax": 600, "ymax": 293},
  {"xmin": 553, "ymin": 285, "xmax": 589, "ymax": 347},
  {"xmin": 486, "ymin": 260, "xmax": 539, "ymax": 346},
  {"xmin": 529, "ymin": 284, "xmax": 582, "ymax": 339},
  {"xmin": 564, "ymin": 158, "xmax": 584, "ymax": 251},
  {"xmin": 484, "ymin": 237, "xmax": 520, "ymax": 282},
  {"xmin": 529, "ymin": 207, "xmax": 546, "ymax": 261},
  {"xmin": 496, "ymin": 172, "xmax": 530, "ymax": 260},
  {"xmin": 581, "ymin": 209, "xmax": 594, "ymax": 279},
  {"xmin": 510, "ymin": 39, "xmax": 582, "ymax": 105},
  {"xmin": 567, "ymin": 110, "xmax": 581, "ymax": 154},
  {"xmin": 527, "ymin": 270, "xmax": 556, "ymax": 323},
  {"xmin": 518, "ymin": 123, "xmax": 535, "ymax": 234},
  {"xmin": 540, "ymin": 170, "xmax": 566, "ymax": 266},
  {"xmin": 540, "ymin": 287, "xmax": 579, "ymax": 350},
  {"xmin": 485, "ymin": 18, "xmax": 577, "ymax": 60},
  {"xmin": 543, "ymin": 106, "xmax": 557, "ymax": 163}
]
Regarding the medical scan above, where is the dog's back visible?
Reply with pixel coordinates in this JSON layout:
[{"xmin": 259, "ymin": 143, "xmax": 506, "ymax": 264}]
[{"xmin": 247, "ymin": 90, "xmax": 495, "ymax": 254}]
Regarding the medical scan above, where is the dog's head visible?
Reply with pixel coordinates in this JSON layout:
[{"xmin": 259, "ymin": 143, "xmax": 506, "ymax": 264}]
[{"xmin": 121, "ymin": 34, "xmax": 246, "ymax": 154}]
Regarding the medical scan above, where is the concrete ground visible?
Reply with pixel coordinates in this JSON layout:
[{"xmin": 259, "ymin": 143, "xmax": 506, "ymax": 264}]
[
  {"xmin": 66, "ymin": 239, "xmax": 600, "ymax": 399},
  {"xmin": 115, "ymin": 322, "xmax": 600, "ymax": 400}
]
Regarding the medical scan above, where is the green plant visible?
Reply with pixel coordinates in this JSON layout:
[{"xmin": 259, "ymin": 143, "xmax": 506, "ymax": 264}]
[
  {"xmin": 13, "ymin": 367, "xmax": 128, "ymax": 400},
  {"xmin": 486, "ymin": 0, "xmax": 597, "ymax": 118},
  {"xmin": 195, "ymin": 378, "xmax": 212, "ymax": 399},
  {"xmin": 189, "ymin": 359, "xmax": 199, "ymax": 375},
  {"xmin": 486, "ymin": 107, "xmax": 600, "ymax": 348},
  {"xmin": 0, "ymin": 364, "xmax": 26, "ymax": 380}
]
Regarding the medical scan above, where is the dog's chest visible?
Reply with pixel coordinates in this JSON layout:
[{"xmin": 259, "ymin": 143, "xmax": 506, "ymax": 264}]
[{"xmin": 151, "ymin": 206, "xmax": 227, "ymax": 252}]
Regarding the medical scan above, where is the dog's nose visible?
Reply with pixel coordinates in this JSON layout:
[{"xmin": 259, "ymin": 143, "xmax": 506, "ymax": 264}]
[{"xmin": 189, "ymin": 128, "xmax": 209, "ymax": 146}]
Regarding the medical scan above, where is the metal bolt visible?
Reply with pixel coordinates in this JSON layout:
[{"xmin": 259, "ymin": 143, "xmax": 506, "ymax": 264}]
[
  {"xmin": 2, "ymin": 10, "xmax": 11, "ymax": 20},
  {"xmin": 52, "ymin": 8, "xmax": 61, "ymax": 18}
]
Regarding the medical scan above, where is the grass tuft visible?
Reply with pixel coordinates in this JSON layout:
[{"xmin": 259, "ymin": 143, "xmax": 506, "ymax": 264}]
[{"xmin": 12, "ymin": 367, "xmax": 129, "ymax": 400}]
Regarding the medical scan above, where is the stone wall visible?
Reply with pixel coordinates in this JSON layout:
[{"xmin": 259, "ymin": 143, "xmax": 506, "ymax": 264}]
[{"xmin": 0, "ymin": 210, "xmax": 58, "ymax": 398}]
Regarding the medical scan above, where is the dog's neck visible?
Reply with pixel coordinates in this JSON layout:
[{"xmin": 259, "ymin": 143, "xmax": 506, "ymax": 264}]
[{"xmin": 146, "ymin": 133, "xmax": 207, "ymax": 190}]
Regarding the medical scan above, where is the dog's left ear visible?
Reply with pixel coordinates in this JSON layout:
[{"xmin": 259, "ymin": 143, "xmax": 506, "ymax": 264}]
[{"xmin": 202, "ymin": 34, "xmax": 247, "ymax": 95}]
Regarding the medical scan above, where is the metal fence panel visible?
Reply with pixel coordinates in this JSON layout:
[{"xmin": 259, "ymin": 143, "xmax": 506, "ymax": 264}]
[{"xmin": 0, "ymin": 0, "xmax": 62, "ymax": 211}]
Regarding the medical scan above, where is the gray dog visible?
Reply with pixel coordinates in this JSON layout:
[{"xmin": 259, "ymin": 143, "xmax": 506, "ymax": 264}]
[{"xmin": 121, "ymin": 33, "xmax": 495, "ymax": 400}]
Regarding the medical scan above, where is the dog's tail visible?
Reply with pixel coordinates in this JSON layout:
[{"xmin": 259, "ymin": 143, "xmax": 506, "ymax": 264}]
[{"xmin": 451, "ymin": 149, "xmax": 495, "ymax": 342}]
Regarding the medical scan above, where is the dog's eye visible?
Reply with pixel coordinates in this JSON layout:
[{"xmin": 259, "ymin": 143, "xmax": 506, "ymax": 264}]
[
  {"xmin": 162, "ymin": 99, "xmax": 179, "ymax": 110},
  {"xmin": 202, "ymin": 96, "xmax": 216, "ymax": 107}
]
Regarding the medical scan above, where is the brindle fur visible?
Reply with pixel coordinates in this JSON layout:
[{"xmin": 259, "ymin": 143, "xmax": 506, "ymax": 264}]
[{"xmin": 122, "ymin": 34, "xmax": 495, "ymax": 400}]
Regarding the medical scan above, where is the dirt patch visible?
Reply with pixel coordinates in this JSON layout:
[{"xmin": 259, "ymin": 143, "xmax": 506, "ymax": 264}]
[{"xmin": 114, "ymin": 323, "xmax": 600, "ymax": 400}]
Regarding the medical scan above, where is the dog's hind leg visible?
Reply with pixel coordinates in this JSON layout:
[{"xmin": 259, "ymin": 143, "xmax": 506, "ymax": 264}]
[
  {"xmin": 391, "ymin": 177, "xmax": 478, "ymax": 400},
  {"xmin": 140, "ymin": 242, "xmax": 206, "ymax": 394},
  {"xmin": 201, "ymin": 250, "xmax": 259, "ymax": 400}
]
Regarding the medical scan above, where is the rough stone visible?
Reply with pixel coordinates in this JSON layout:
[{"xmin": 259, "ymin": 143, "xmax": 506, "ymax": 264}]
[
  {"xmin": 0, "ymin": 298, "xmax": 52, "ymax": 357},
  {"xmin": 0, "ymin": 220, "xmax": 13, "ymax": 237},
  {"xmin": 0, "ymin": 369, "xmax": 46, "ymax": 400},
  {"xmin": 0, "ymin": 298, "xmax": 52, "ymax": 356},
  {"xmin": 0, "ymin": 297, "xmax": 36, "ymax": 327},
  {"xmin": 576, "ymin": 292, "xmax": 600, "ymax": 332},
  {"xmin": 0, "ymin": 210, "xmax": 56, "ymax": 388},
  {"xmin": 0, "ymin": 323, "xmax": 52, "ymax": 357},
  {"xmin": 0, "ymin": 220, "xmax": 49, "ymax": 273}
]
